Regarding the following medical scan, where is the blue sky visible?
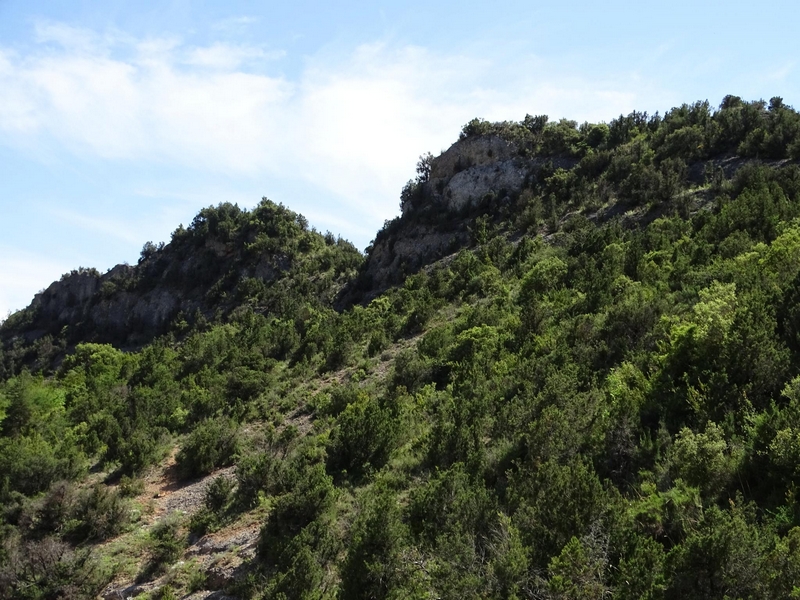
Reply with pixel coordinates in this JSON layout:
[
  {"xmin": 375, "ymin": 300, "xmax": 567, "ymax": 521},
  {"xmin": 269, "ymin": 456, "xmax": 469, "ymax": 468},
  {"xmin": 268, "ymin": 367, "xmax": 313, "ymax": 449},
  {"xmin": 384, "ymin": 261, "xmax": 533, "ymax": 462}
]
[{"xmin": 1, "ymin": 0, "xmax": 799, "ymax": 318}]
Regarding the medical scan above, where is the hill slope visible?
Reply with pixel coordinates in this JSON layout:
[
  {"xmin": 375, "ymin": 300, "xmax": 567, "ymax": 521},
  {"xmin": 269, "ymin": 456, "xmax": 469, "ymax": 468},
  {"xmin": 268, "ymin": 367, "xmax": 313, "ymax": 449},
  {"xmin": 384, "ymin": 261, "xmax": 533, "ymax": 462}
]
[
  {"xmin": 5, "ymin": 95, "xmax": 800, "ymax": 600},
  {"xmin": 0, "ymin": 200, "xmax": 362, "ymax": 374}
]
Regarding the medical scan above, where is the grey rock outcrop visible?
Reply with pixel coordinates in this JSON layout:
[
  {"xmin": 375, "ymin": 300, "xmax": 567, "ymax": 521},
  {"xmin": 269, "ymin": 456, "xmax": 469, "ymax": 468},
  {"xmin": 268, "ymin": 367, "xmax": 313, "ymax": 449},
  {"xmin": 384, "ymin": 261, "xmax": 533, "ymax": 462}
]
[
  {"xmin": 26, "ymin": 266, "xmax": 184, "ymax": 347},
  {"xmin": 1, "ymin": 205, "xmax": 323, "ymax": 357},
  {"xmin": 341, "ymin": 134, "xmax": 578, "ymax": 306}
]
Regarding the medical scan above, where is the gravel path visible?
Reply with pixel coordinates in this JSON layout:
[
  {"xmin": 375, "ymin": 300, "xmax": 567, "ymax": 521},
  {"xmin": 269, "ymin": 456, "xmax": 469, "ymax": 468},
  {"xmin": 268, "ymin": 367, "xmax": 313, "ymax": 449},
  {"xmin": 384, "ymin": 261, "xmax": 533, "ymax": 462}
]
[{"xmin": 138, "ymin": 449, "xmax": 237, "ymax": 523}]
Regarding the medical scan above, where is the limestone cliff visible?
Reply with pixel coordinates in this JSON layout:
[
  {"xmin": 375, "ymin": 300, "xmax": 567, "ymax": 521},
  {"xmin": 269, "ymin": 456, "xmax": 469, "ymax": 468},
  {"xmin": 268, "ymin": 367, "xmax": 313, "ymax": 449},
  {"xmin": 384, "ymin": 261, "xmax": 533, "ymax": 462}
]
[{"xmin": 338, "ymin": 134, "xmax": 578, "ymax": 306}]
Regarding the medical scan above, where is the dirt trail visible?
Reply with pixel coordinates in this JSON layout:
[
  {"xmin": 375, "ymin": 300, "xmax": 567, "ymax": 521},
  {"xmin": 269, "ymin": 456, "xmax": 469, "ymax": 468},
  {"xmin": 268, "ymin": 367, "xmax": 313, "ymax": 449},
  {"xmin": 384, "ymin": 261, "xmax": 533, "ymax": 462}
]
[
  {"xmin": 137, "ymin": 450, "xmax": 236, "ymax": 524},
  {"xmin": 102, "ymin": 453, "xmax": 253, "ymax": 600}
]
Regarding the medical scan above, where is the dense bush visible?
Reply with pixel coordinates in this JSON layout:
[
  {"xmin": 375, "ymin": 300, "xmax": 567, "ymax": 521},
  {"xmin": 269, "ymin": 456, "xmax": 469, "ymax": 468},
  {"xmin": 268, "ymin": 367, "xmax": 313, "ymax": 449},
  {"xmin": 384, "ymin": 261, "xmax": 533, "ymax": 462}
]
[
  {"xmin": 0, "ymin": 537, "xmax": 111, "ymax": 600},
  {"xmin": 147, "ymin": 515, "xmax": 187, "ymax": 572},
  {"xmin": 68, "ymin": 484, "xmax": 130, "ymax": 542},
  {"xmin": 175, "ymin": 418, "xmax": 239, "ymax": 480}
]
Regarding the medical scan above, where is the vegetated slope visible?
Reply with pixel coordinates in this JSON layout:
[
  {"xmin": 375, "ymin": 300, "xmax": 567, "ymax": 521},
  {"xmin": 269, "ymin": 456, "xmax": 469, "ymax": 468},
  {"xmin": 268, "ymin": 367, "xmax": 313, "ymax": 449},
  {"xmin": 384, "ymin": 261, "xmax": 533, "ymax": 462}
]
[
  {"xmin": 0, "ymin": 199, "xmax": 363, "ymax": 375},
  {"xmin": 342, "ymin": 94, "xmax": 800, "ymax": 306},
  {"xmin": 5, "ymin": 95, "xmax": 800, "ymax": 600}
]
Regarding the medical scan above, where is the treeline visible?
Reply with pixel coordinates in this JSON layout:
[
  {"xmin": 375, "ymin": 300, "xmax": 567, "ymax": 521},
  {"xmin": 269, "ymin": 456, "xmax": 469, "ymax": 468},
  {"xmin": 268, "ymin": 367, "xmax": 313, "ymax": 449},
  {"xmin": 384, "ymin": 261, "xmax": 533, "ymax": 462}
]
[
  {"xmin": 0, "ymin": 198, "xmax": 363, "ymax": 376},
  {"xmin": 462, "ymin": 95, "xmax": 800, "ymax": 161}
]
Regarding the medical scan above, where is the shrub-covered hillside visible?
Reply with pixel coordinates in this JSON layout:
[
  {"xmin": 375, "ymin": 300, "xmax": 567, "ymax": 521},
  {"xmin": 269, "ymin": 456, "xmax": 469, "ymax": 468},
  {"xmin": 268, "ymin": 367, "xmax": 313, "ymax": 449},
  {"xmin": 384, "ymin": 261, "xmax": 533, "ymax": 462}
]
[
  {"xmin": 345, "ymin": 95, "xmax": 800, "ymax": 306},
  {"xmin": 4, "ymin": 95, "xmax": 800, "ymax": 599},
  {"xmin": 0, "ymin": 199, "xmax": 363, "ymax": 375}
]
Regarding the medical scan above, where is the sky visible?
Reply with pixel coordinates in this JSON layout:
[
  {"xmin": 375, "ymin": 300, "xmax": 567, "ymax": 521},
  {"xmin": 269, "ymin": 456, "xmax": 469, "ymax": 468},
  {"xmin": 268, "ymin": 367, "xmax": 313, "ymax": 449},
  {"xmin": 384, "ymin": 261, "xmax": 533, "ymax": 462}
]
[{"xmin": 1, "ymin": 0, "xmax": 799, "ymax": 319}]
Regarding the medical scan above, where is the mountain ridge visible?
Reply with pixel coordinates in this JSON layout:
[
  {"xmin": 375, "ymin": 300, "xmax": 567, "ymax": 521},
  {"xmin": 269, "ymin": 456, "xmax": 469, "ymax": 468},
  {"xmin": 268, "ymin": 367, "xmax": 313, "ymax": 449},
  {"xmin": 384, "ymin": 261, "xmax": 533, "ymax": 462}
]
[{"xmin": 10, "ymin": 97, "xmax": 800, "ymax": 372}]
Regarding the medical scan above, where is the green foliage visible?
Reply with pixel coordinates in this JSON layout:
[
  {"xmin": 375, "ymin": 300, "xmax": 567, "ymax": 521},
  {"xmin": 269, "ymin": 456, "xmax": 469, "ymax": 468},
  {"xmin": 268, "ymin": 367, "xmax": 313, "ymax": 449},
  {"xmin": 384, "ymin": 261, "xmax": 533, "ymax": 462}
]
[
  {"xmin": 8, "ymin": 96, "xmax": 800, "ymax": 598},
  {"xmin": 67, "ymin": 484, "xmax": 130, "ymax": 542},
  {"xmin": 0, "ymin": 373, "xmax": 85, "ymax": 496},
  {"xmin": 510, "ymin": 458, "xmax": 608, "ymax": 567},
  {"xmin": 408, "ymin": 463, "xmax": 495, "ymax": 547},
  {"xmin": 118, "ymin": 474, "xmax": 145, "ymax": 497},
  {"xmin": 147, "ymin": 515, "xmax": 187, "ymax": 573},
  {"xmin": 327, "ymin": 395, "xmax": 398, "ymax": 480},
  {"xmin": 548, "ymin": 535, "xmax": 609, "ymax": 600},
  {"xmin": 0, "ymin": 434, "xmax": 83, "ymax": 497},
  {"xmin": 665, "ymin": 500, "xmax": 772, "ymax": 599},
  {"xmin": 257, "ymin": 462, "xmax": 337, "ymax": 599},
  {"xmin": 189, "ymin": 475, "xmax": 235, "ymax": 536},
  {"xmin": 338, "ymin": 487, "xmax": 410, "ymax": 600},
  {"xmin": 235, "ymin": 451, "xmax": 282, "ymax": 508},
  {"xmin": 668, "ymin": 422, "xmax": 740, "ymax": 499},
  {"xmin": 612, "ymin": 534, "xmax": 666, "ymax": 600},
  {"xmin": 176, "ymin": 417, "xmax": 239, "ymax": 480},
  {"xmin": 116, "ymin": 426, "xmax": 171, "ymax": 476},
  {"xmin": 0, "ymin": 537, "xmax": 112, "ymax": 600}
]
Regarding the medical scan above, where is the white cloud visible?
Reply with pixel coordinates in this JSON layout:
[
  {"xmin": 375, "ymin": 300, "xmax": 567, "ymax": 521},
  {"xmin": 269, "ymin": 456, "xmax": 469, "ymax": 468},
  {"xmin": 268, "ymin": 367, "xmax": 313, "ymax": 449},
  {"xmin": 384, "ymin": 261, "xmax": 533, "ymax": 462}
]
[
  {"xmin": 764, "ymin": 62, "xmax": 794, "ymax": 83},
  {"xmin": 34, "ymin": 21, "xmax": 106, "ymax": 52},
  {"xmin": 0, "ymin": 22, "xmax": 677, "ymax": 313},
  {"xmin": 0, "ymin": 23, "xmax": 665, "ymax": 248},
  {"xmin": 0, "ymin": 249, "xmax": 72, "ymax": 319},
  {"xmin": 47, "ymin": 208, "xmax": 145, "ymax": 244},
  {"xmin": 184, "ymin": 43, "xmax": 283, "ymax": 70},
  {"xmin": 212, "ymin": 16, "xmax": 259, "ymax": 33}
]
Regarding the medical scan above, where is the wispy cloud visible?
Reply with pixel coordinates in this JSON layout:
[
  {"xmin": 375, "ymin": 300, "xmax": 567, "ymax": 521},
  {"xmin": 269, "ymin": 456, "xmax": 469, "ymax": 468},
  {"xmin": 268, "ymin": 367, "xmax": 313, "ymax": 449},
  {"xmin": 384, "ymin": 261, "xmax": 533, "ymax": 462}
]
[
  {"xmin": 183, "ymin": 43, "xmax": 284, "ymax": 70},
  {"xmin": 0, "ymin": 21, "xmax": 676, "ymax": 314},
  {"xmin": 34, "ymin": 21, "xmax": 109, "ymax": 52},
  {"xmin": 764, "ymin": 62, "xmax": 794, "ymax": 82},
  {"xmin": 48, "ymin": 208, "xmax": 145, "ymax": 244},
  {"xmin": 0, "ymin": 249, "xmax": 72, "ymax": 319},
  {"xmin": 0, "ymin": 24, "xmax": 658, "ymax": 208},
  {"xmin": 212, "ymin": 16, "xmax": 259, "ymax": 33}
]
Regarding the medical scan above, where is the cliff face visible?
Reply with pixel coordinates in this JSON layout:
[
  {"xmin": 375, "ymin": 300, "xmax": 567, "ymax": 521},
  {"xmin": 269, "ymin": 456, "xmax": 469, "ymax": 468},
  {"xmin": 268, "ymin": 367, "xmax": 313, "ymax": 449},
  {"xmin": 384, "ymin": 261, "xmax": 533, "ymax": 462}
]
[
  {"xmin": 28, "ymin": 260, "xmax": 190, "ymax": 347},
  {"xmin": 424, "ymin": 134, "xmax": 575, "ymax": 213},
  {"xmin": 12, "ymin": 245, "xmax": 264, "ymax": 352},
  {"xmin": 5, "ymin": 133, "xmax": 566, "ymax": 360},
  {"xmin": 342, "ymin": 132, "xmax": 799, "ymax": 308},
  {"xmin": 340, "ymin": 134, "xmax": 579, "ymax": 306}
]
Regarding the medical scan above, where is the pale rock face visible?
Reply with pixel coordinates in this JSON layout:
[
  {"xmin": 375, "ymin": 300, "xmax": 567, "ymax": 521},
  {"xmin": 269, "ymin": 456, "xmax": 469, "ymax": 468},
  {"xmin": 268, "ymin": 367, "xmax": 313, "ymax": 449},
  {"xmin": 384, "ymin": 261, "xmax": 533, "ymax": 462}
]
[
  {"xmin": 361, "ymin": 224, "xmax": 467, "ymax": 293},
  {"xmin": 87, "ymin": 289, "xmax": 181, "ymax": 336},
  {"xmin": 440, "ymin": 159, "xmax": 529, "ymax": 212},
  {"xmin": 34, "ymin": 272, "xmax": 99, "ymax": 324},
  {"xmin": 23, "ymin": 272, "xmax": 99, "ymax": 339},
  {"xmin": 426, "ymin": 134, "xmax": 528, "ymax": 213},
  {"xmin": 429, "ymin": 135, "xmax": 519, "ymax": 180},
  {"xmin": 346, "ymin": 134, "xmax": 562, "ymax": 304}
]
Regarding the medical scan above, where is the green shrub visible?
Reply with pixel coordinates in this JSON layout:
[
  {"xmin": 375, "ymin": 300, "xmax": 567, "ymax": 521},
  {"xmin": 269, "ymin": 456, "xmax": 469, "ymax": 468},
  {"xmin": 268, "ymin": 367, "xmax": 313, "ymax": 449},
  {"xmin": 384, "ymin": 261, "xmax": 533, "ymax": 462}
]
[
  {"xmin": 148, "ymin": 515, "xmax": 187, "ymax": 572},
  {"xmin": 0, "ymin": 434, "xmax": 84, "ymax": 496},
  {"xmin": 155, "ymin": 584, "xmax": 178, "ymax": 600},
  {"xmin": 319, "ymin": 383, "xmax": 364, "ymax": 418},
  {"xmin": 391, "ymin": 349, "xmax": 431, "ymax": 394},
  {"xmin": 204, "ymin": 476, "xmax": 234, "ymax": 513},
  {"xmin": 326, "ymin": 397, "xmax": 397, "ymax": 481},
  {"xmin": 118, "ymin": 475, "xmax": 146, "ymax": 498},
  {"xmin": 0, "ymin": 537, "xmax": 112, "ymax": 600},
  {"xmin": 116, "ymin": 426, "xmax": 170, "ymax": 476},
  {"xmin": 175, "ymin": 418, "xmax": 239, "ymax": 480},
  {"xmin": 257, "ymin": 463, "xmax": 336, "ymax": 566},
  {"xmin": 235, "ymin": 452, "xmax": 282, "ymax": 508},
  {"xmin": 367, "ymin": 331, "xmax": 389, "ymax": 357},
  {"xmin": 68, "ymin": 484, "xmax": 130, "ymax": 542},
  {"xmin": 338, "ymin": 488, "xmax": 408, "ymax": 600}
]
